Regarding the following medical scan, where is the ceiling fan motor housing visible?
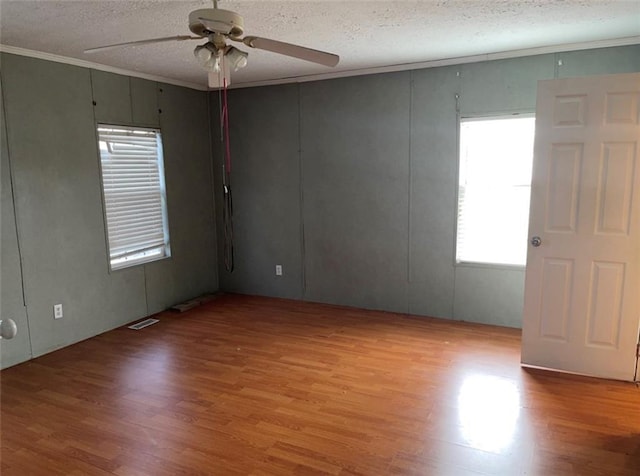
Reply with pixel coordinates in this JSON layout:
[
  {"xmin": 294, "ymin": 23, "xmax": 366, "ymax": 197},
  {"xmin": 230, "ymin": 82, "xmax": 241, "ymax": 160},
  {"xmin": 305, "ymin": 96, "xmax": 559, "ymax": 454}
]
[{"xmin": 189, "ymin": 9, "xmax": 244, "ymax": 38}]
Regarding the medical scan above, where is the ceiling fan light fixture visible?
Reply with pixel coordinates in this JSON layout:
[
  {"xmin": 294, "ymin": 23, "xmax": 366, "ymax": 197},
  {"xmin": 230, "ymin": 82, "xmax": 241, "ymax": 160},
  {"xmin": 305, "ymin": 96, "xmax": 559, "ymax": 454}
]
[
  {"xmin": 194, "ymin": 44, "xmax": 212, "ymax": 63},
  {"xmin": 194, "ymin": 43, "xmax": 224, "ymax": 72},
  {"xmin": 225, "ymin": 46, "xmax": 248, "ymax": 71}
]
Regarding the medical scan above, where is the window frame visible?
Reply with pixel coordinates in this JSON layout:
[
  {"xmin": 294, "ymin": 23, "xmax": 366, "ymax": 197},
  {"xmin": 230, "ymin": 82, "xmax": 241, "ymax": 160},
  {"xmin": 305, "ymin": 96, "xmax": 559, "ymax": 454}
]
[
  {"xmin": 454, "ymin": 112, "xmax": 536, "ymax": 270},
  {"xmin": 96, "ymin": 123, "xmax": 172, "ymax": 272}
]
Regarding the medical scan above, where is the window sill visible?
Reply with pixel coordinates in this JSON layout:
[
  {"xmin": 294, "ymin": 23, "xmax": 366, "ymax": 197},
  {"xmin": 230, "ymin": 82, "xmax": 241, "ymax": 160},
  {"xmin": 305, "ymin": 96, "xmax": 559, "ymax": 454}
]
[
  {"xmin": 110, "ymin": 253, "xmax": 171, "ymax": 272},
  {"xmin": 455, "ymin": 261, "xmax": 526, "ymax": 272}
]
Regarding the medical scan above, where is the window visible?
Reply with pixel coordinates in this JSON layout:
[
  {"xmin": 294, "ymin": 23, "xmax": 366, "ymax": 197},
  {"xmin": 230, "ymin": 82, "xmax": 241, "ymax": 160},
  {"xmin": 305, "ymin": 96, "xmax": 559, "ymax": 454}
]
[
  {"xmin": 98, "ymin": 125, "xmax": 170, "ymax": 270},
  {"xmin": 456, "ymin": 115, "xmax": 535, "ymax": 266}
]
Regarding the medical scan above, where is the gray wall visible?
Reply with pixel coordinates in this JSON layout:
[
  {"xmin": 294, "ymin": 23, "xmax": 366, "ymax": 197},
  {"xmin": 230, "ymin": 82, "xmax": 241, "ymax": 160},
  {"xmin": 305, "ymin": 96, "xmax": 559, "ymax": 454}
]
[
  {"xmin": 212, "ymin": 44, "xmax": 640, "ymax": 328},
  {"xmin": 211, "ymin": 84, "xmax": 303, "ymax": 299},
  {"xmin": 1, "ymin": 73, "xmax": 31, "ymax": 367},
  {"xmin": 302, "ymin": 72, "xmax": 411, "ymax": 312},
  {"xmin": 0, "ymin": 54, "xmax": 217, "ymax": 368}
]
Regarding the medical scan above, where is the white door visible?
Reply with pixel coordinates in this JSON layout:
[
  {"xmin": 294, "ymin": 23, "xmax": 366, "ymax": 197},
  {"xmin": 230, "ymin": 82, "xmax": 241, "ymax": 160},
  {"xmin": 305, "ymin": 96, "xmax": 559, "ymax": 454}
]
[{"xmin": 522, "ymin": 72, "xmax": 640, "ymax": 381}]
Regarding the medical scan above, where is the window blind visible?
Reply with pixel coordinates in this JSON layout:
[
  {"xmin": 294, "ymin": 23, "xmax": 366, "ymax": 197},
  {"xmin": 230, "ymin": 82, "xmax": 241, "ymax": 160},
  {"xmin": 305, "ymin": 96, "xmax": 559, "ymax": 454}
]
[
  {"xmin": 456, "ymin": 116, "xmax": 535, "ymax": 266},
  {"xmin": 98, "ymin": 125, "xmax": 170, "ymax": 270}
]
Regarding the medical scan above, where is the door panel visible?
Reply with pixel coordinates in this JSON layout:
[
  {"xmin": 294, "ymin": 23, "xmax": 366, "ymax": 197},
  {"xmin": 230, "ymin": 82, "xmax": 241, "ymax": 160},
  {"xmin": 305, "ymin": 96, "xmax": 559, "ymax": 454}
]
[
  {"xmin": 586, "ymin": 261, "xmax": 624, "ymax": 348},
  {"xmin": 545, "ymin": 144, "xmax": 582, "ymax": 232},
  {"xmin": 522, "ymin": 72, "xmax": 640, "ymax": 381},
  {"xmin": 553, "ymin": 94, "xmax": 587, "ymax": 126},
  {"xmin": 538, "ymin": 258, "xmax": 573, "ymax": 342},
  {"xmin": 605, "ymin": 92, "xmax": 639, "ymax": 124},
  {"xmin": 596, "ymin": 142, "xmax": 635, "ymax": 234}
]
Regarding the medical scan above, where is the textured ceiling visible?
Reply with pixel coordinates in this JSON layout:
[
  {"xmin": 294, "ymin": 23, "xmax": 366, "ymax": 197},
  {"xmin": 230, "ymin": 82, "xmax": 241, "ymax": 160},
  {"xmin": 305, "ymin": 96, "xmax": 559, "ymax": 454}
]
[{"xmin": 1, "ymin": 0, "xmax": 639, "ymax": 89}]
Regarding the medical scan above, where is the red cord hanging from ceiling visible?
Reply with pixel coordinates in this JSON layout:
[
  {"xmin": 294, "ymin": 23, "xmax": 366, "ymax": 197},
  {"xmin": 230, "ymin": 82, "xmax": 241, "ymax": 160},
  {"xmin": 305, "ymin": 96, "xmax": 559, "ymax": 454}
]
[{"xmin": 220, "ymin": 59, "xmax": 234, "ymax": 272}]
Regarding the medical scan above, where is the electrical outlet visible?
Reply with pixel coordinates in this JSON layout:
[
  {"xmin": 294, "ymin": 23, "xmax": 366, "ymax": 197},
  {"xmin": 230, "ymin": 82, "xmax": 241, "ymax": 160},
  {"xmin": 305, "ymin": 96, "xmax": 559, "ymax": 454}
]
[
  {"xmin": 275, "ymin": 265, "xmax": 283, "ymax": 276},
  {"xmin": 54, "ymin": 304, "xmax": 63, "ymax": 319}
]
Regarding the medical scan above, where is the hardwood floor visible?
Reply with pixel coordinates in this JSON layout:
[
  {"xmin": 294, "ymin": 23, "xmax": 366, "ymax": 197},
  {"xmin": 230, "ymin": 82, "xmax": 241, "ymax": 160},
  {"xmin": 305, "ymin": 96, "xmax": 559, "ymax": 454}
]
[{"xmin": 1, "ymin": 294, "xmax": 639, "ymax": 475}]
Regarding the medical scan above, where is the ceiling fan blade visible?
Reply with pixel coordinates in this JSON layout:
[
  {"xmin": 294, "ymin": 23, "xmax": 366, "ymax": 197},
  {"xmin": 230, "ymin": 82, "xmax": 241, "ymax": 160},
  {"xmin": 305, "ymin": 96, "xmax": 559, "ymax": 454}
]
[
  {"xmin": 241, "ymin": 36, "xmax": 339, "ymax": 67},
  {"xmin": 85, "ymin": 35, "xmax": 202, "ymax": 54}
]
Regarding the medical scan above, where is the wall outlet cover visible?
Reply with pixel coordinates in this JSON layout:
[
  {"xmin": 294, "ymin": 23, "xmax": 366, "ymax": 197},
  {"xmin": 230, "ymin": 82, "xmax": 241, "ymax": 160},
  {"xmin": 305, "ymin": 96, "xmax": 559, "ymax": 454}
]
[
  {"xmin": 54, "ymin": 304, "xmax": 63, "ymax": 319},
  {"xmin": 275, "ymin": 265, "xmax": 283, "ymax": 276}
]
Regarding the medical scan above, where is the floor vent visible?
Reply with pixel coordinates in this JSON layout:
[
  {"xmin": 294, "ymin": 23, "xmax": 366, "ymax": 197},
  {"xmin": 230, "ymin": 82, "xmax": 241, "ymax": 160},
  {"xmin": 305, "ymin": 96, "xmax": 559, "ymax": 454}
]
[{"xmin": 128, "ymin": 318, "xmax": 159, "ymax": 330}]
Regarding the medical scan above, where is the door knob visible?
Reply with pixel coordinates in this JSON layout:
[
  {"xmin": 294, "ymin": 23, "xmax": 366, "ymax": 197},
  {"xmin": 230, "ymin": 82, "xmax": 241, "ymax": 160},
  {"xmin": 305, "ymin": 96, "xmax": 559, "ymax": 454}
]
[
  {"xmin": 531, "ymin": 236, "xmax": 542, "ymax": 247},
  {"xmin": 0, "ymin": 318, "xmax": 17, "ymax": 339}
]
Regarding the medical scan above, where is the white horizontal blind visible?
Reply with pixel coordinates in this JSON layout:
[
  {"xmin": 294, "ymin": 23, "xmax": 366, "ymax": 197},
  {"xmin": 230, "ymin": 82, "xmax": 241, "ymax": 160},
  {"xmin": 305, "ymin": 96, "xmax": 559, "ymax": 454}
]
[
  {"xmin": 456, "ymin": 116, "xmax": 535, "ymax": 266},
  {"xmin": 98, "ymin": 125, "xmax": 170, "ymax": 270}
]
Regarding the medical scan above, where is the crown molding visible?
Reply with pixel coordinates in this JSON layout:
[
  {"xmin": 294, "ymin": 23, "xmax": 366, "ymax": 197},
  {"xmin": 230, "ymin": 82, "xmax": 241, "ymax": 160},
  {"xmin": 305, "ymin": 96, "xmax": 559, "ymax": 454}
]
[
  {"xmin": 2, "ymin": 36, "xmax": 639, "ymax": 92},
  {"xmin": 230, "ymin": 36, "xmax": 640, "ymax": 89},
  {"xmin": 0, "ymin": 45, "xmax": 208, "ymax": 91}
]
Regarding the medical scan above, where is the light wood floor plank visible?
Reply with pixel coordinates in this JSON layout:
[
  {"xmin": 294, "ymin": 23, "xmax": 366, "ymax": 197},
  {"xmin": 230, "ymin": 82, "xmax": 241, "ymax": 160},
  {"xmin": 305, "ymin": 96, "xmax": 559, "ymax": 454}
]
[{"xmin": 2, "ymin": 294, "xmax": 639, "ymax": 475}]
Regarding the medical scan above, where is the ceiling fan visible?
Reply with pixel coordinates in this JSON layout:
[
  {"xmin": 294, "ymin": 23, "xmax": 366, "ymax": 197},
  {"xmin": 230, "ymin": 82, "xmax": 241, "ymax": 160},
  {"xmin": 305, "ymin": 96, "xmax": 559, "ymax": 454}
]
[{"xmin": 84, "ymin": 0, "xmax": 340, "ymax": 88}]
